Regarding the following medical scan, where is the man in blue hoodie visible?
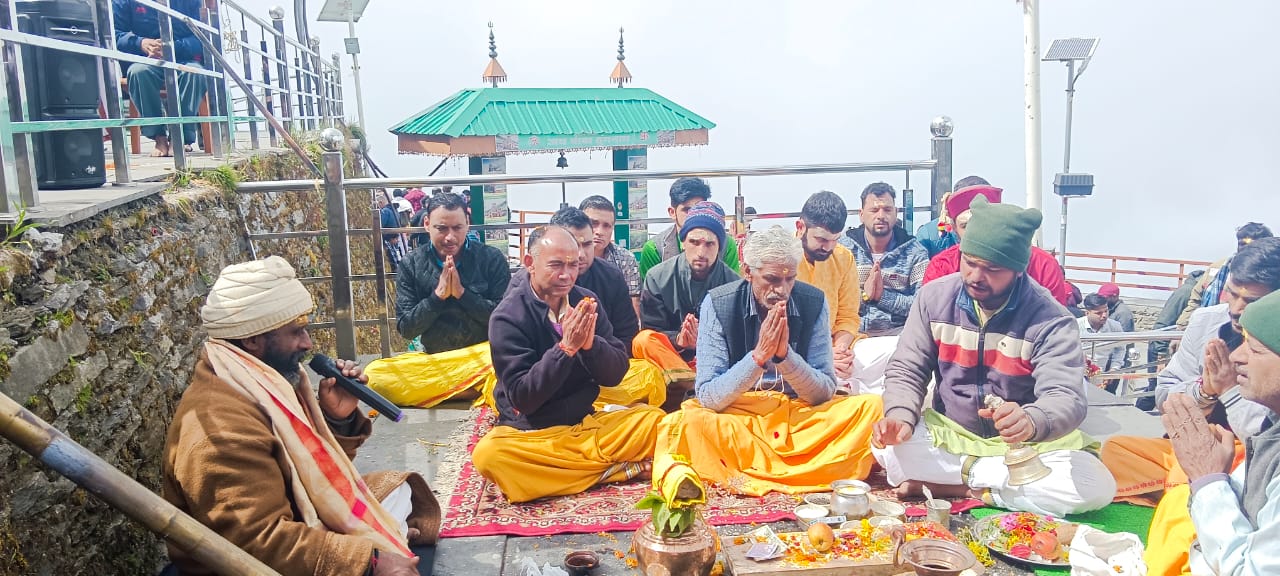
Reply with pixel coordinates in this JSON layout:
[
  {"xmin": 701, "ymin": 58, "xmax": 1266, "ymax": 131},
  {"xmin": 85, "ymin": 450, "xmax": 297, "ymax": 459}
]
[{"xmin": 112, "ymin": 0, "xmax": 206, "ymax": 157}]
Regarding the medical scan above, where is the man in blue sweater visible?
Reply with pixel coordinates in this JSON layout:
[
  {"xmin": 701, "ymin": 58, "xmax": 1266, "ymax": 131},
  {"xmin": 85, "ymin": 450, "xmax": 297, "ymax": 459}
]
[{"xmin": 112, "ymin": 0, "xmax": 206, "ymax": 157}]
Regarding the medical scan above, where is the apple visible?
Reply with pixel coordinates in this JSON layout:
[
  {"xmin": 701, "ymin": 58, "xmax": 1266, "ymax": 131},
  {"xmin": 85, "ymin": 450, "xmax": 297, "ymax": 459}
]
[{"xmin": 807, "ymin": 522, "xmax": 834, "ymax": 553}]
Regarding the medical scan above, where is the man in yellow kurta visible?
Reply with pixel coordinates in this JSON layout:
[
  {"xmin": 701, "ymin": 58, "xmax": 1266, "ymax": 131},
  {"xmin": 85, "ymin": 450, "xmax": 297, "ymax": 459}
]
[
  {"xmin": 794, "ymin": 191, "xmax": 897, "ymax": 395},
  {"xmin": 473, "ymin": 226, "xmax": 664, "ymax": 503},
  {"xmin": 655, "ymin": 227, "xmax": 883, "ymax": 496},
  {"xmin": 369, "ymin": 191, "xmax": 511, "ymax": 407}
]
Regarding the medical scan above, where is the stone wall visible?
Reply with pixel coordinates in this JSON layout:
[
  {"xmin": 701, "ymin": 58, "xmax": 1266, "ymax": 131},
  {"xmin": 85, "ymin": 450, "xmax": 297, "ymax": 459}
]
[{"xmin": 0, "ymin": 139, "xmax": 387, "ymax": 575}]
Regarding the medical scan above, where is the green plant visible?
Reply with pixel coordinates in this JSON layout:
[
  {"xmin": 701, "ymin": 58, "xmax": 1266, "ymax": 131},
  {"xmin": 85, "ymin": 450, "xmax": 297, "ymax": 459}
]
[
  {"xmin": 635, "ymin": 490, "xmax": 697, "ymax": 538},
  {"xmin": 170, "ymin": 169, "xmax": 194, "ymax": 189},
  {"xmin": 199, "ymin": 165, "xmax": 242, "ymax": 197},
  {"xmin": 74, "ymin": 382, "xmax": 93, "ymax": 412},
  {"xmin": 1, "ymin": 204, "xmax": 42, "ymax": 247},
  {"xmin": 128, "ymin": 348, "xmax": 151, "ymax": 367}
]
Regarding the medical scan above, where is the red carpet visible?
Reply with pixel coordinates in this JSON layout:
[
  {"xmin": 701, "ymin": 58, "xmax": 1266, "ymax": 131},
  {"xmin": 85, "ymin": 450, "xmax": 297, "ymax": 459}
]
[{"xmin": 439, "ymin": 407, "xmax": 808, "ymax": 538}]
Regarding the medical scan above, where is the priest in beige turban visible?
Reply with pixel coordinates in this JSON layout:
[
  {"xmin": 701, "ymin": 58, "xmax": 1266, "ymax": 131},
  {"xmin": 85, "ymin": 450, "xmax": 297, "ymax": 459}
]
[{"xmin": 162, "ymin": 256, "xmax": 439, "ymax": 576}]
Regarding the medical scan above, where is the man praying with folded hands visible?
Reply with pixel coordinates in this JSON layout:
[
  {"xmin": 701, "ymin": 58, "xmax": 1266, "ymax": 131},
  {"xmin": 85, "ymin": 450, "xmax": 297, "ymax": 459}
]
[{"xmin": 472, "ymin": 226, "xmax": 663, "ymax": 503}]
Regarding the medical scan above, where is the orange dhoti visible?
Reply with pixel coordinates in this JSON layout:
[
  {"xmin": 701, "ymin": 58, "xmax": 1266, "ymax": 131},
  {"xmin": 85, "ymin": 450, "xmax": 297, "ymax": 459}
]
[
  {"xmin": 632, "ymin": 329, "xmax": 695, "ymax": 382},
  {"xmin": 655, "ymin": 391, "xmax": 883, "ymax": 496},
  {"xmin": 1101, "ymin": 435, "xmax": 1246, "ymax": 576},
  {"xmin": 472, "ymin": 406, "xmax": 664, "ymax": 503}
]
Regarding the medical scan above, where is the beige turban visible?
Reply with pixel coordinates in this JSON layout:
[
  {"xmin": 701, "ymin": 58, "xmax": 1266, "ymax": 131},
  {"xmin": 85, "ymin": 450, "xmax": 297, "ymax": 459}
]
[{"xmin": 201, "ymin": 256, "xmax": 315, "ymax": 340}]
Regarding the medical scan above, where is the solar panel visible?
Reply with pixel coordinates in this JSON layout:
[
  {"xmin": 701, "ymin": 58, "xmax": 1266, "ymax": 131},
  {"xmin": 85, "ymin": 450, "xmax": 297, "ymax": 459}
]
[
  {"xmin": 317, "ymin": 0, "xmax": 371, "ymax": 22},
  {"xmin": 1044, "ymin": 38, "xmax": 1099, "ymax": 61}
]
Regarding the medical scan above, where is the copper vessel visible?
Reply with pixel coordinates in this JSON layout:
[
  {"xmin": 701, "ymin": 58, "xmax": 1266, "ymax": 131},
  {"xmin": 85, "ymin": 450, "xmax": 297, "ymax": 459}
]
[
  {"xmin": 895, "ymin": 537, "xmax": 978, "ymax": 576},
  {"xmin": 632, "ymin": 515, "xmax": 718, "ymax": 576}
]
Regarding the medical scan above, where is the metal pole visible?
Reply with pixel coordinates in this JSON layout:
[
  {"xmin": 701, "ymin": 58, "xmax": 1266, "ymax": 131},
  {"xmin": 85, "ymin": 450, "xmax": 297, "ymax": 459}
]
[
  {"xmin": 332, "ymin": 53, "xmax": 344, "ymax": 120},
  {"xmin": 261, "ymin": 37, "xmax": 277, "ymax": 147},
  {"xmin": 270, "ymin": 10, "xmax": 291, "ymax": 134},
  {"xmin": 322, "ymin": 142, "xmax": 358, "ymax": 360},
  {"xmin": 1023, "ymin": 0, "xmax": 1043, "ymax": 245},
  {"xmin": 241, "ymin": 29, "xmax": 259, "ymax": 149},
  {"xmin": 0, "ymin": 391, "xmax": 282, "ymax": 576},
  {"xmin": 156, "ymin": 0, "xmax": 186, "ymax": 170},
  {"xmin": 2, "ymin": 0, "xmax": 40, "ymax": 207},
  {"xmin": 93, "ymin": 0, "xmax": 130, "ymax": 184},
  {"xmin": 348, "ymin": 10, "xmax": 367, "ymax": 132},
  {"xmin": 1058, "ymin": 61, "xmax": 1075, "ymax": 268},
  {"xmin": 929, "ymin": 119, "xmax": 954, "ymax": 219},
  {"xmin": 370, "ymin": 206, "xmax": 392, "ymax": 358},
  {"xmin": 293, "ymin": 56, "xmax": 306, "ymax": 129}
]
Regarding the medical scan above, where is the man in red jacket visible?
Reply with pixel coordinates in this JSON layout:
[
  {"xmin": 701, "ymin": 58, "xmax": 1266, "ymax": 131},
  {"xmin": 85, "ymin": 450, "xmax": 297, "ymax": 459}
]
[{"xmin": 921, "ymin": 183, "xmax": 1069, "ymax": 305}]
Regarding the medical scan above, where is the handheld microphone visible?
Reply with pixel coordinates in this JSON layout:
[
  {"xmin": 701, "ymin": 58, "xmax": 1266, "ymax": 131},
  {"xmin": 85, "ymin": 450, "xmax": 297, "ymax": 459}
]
[{"xmin": 308, "ymin": 353, "xmax": 404, "ymax": 423}]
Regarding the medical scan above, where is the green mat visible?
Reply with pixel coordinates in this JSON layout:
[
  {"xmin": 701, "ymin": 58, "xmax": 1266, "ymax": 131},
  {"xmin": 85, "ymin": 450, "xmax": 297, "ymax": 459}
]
[{"xmin": 969, "ymin": 504, "xmax": 1155, "ymax": 575}]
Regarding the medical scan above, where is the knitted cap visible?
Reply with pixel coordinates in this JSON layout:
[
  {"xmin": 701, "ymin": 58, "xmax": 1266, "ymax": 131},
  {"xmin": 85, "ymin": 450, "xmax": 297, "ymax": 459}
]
[
  {"xmin": 959, "ymin": 196, "xmax": 1042, "ymax": 272},
  {"xmin": 680, "ymin": 201, "xmax": 727, "ymax": 249},
  {"xmin": 1098, "ymin": 283, "xmax": 1120, "ymax": 298},
  {"xmin": 1241, "ymin": 290, "xmax": 1280, "ymax": 355},
  {"xmin": 945, "ymin": 185, "xmax": 1003, "ymax": 219},
  {"xmin": 201, "ymin": 256, "xmax": 315, "ymax": 339}
]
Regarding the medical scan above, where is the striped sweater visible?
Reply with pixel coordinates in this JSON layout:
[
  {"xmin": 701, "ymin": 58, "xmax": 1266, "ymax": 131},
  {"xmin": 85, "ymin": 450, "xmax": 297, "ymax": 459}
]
[{"xmin": 881, "ymin": 273, "xmax": 1086, "ymax": 442}]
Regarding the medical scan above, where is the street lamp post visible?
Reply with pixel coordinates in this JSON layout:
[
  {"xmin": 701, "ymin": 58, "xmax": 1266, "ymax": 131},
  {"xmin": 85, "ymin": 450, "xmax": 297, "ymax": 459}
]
[
  {"xmin": 318, "ymin": 0, "xmax": 371, "ymax": 132},
  {"xmin": 1044, "ymin": 37, "xmax": 1100, "ymax": 268}
]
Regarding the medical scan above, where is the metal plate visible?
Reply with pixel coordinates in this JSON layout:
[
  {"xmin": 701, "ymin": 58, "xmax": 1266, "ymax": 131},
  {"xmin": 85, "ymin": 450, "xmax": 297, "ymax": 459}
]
[
  {"xmin": 1044, "ymin": 38, "xmax": 1098, "ymax": 61},
  {"xmin": 971, "ymin": 513, "xmax": 1071, "ymax": 568},
  {"xmin": 318, "ymin": 0, "xmax": 371, "ymax": 22}
]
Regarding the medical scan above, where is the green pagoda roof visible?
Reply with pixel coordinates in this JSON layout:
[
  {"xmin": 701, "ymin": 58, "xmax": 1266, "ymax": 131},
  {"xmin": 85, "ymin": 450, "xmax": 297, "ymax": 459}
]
[{"xmin": 389, "ymin": 87, "xmax": 715, "ymax": 156}]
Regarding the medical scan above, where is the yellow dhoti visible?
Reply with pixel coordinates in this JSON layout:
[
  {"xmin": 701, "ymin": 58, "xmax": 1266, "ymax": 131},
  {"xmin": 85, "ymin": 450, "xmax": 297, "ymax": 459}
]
[
  {"xmin": 365, "ymin": 342, "xmax": 495, "ymax": 408},
  {"xmin": 632, "ymin": 329, "xmax": 695, "ymax": 382},
  {"xmin": 656, "ymin": 391, "xmax": 883, "ymax": 496},
  {"xmin": 477, "ymin": 358, "xmax": 668, "ymax": 412},
  {"xmin": 1102, "ymin": 436, "xmax": 1246, "ymax": 576},
  {"xmin": 471, "ymin": 406, "xmax": 664, "ymax": 503},
  {"xmin": 1145, "ymin": 485, "xmax": 1195, "ymax": 576}
]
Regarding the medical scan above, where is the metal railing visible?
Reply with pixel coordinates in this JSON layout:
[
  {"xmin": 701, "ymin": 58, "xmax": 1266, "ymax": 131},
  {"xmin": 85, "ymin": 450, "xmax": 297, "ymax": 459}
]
[
  {"xmin": 1082, "ymin": 328, "xmax": 1184, "ymax": 402},
  {"xmin": 1065, "ymin": 251, "xmax": 1212, "ymax": 292},
  {"xmin": 240, "ymin": 122, "xmax": 955, "ymax": 360},
  {"xmin": 0, "ymin": 0, "xmax": 345, "ymax": 213}
]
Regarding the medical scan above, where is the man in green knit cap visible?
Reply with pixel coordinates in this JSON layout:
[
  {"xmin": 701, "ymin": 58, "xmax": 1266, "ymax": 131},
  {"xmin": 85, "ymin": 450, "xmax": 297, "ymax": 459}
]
[
  {"xmin": 1171, "ymin": 289, "xmax": 1280, "ymax": 574},
  {"xmin": 872, "ymin": 197, "xmax": 1116, "ymax": 517}
]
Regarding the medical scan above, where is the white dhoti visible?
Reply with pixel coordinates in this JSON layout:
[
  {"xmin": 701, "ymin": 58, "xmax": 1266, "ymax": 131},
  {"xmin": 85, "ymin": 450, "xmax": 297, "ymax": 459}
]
[
  {"xmin": 839, "ymin": 336, "xmax": 898, "ymax": 395},
  {"xmin": 381, "ymin": 481, "xmax": 415, "ymax": 540},
  {"xmin": 872, "ymin": 421, "xmax": 1116, "ymax": 518}
]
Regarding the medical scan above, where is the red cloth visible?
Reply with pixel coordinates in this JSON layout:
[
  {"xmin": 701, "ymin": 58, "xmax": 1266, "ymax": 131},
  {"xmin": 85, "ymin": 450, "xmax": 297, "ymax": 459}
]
[
  {"xmin": 945, "ymin": 185, "xmax": 1003, "ymax": 219},
  {"xmin": 922, "ymin": 245, "xmax": 1070, "ymax": 306}
]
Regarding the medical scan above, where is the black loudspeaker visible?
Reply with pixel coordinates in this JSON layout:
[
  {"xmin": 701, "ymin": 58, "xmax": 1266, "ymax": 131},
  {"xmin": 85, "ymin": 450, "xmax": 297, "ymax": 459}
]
[
  {"xmin": 17, "ymin": 0, "xmax": 106, "ymax": 190},
  {"xmin": 33, "ymin": 114, "xmax": 106, "ymax": 190}
]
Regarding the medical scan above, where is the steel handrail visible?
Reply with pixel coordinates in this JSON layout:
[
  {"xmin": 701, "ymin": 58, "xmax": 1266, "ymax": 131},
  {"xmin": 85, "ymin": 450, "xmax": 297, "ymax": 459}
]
[
  {"xmin": 236, "ymin": 160, "xmax": 938, "ymax": 193},
  {"xmin": 0, "ymin": 29, "xmax": 220, "ymax": 76},
  {"xmin": 134, "ymin": 0, "xmax": 219, "ymax": 34}
]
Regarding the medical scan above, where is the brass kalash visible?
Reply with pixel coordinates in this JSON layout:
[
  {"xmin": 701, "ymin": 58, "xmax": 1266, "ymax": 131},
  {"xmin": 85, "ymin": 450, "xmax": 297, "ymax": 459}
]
[{"xmin": 983, "ymin": 394, "xmax": 1051, "ymax": 486}]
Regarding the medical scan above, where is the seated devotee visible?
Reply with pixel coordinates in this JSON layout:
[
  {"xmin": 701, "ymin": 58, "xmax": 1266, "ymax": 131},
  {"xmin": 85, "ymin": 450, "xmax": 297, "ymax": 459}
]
[
  {"xmin": 795, "ymin": 191, "xmax": 896, "ymax": 394},
  {"xmin": 1099, "ymin": 238, "xmax": 1279, "ymax": 576},
  {"xmin": 580, "ymin": 195, "xmax": 643, "ymax": 319},
  {"xmin": 914, "ymin": 175, "xmax": 989, "ymax": 258},
  {"xmin": 1177, "ymin": 222, "xmax": 1273, "ymax": 328},
  {"xmin": 638, "ymin": 177, "xmax": 741, "ymax": 278},
  {"xmin": 163, "ymin": 256, "xmax": 439, "ymax": 575},
  {"xmin": 653, "ymin": 226, "xmax": 883, "ymax": 496},
  {"xmin": 504, "ymin": 207, "xmax": 664, "ymax": 409},
  {"xmin": 367, "ymin": 192, "xmax": 511, "ymax": 407},
  {"xmin": 637, "ymin": 201, "xmax": 739, "ymax": 395},
  {"xmin": 1167, "ymin": 289, "xmax": 1280, "ymax": 575},
  {"xmin": 837, "ymin": 182, "xmax": 930, "ymax": 337},
  {"xmin": 921, "ymin": 183, "xmax": 1070, "ymax": 306},
  {"xmin": 872, "ymin": 197, "xmax": 1115, "ymax": 517},
  {"xmin": 509, "ymin": 206, "xmax": 639, "ymax": 345},
  {"xmin": 1078, "ymin": 293, "xmax": 1128, "ymax": 393},
  {"xmin": 473, "ymin": 226, "xmax": 664, "ymax": 503}
]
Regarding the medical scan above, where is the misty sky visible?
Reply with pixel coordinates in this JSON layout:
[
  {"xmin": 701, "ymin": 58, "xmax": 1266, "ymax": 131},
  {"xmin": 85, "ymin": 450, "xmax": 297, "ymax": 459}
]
[{"xmin": 234, "ymin": 0, "xmax": 1278, "ymax": 292}]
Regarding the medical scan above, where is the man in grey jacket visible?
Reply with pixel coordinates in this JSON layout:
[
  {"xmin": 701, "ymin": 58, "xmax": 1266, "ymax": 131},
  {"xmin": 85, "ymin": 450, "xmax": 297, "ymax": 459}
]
[
  {"xmin": 1101, "ymin": 237, "xmax": 1280, "ymax": 504},
  {"xmin": 871, "ymin": 197, "xmax": 1115, "ymax": 517}
]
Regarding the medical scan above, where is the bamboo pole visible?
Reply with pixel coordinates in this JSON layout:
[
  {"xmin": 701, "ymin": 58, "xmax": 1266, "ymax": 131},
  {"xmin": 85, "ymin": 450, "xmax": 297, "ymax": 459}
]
[{"xmin": 0, "ymin": 392, "xmax": 281, "ymax": 576}]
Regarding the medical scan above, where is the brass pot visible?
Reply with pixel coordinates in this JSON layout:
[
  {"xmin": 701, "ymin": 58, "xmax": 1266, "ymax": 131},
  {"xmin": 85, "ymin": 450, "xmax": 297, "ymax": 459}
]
[{"xmin": 632, "ymin": 515, "xmax": 718, "ymax": 576}]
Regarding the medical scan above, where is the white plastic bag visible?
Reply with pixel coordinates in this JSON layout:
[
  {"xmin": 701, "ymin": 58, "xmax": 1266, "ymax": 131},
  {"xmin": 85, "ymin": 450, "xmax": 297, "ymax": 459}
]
[{"xmin": 1068, "ymin": 524, "xmax": 1147, "ymax": 576}]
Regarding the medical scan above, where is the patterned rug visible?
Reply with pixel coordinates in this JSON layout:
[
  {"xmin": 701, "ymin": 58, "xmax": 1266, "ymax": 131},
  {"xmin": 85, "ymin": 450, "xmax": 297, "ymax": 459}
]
[{"xmin": 439, "ymin": 407, "xmax": 818, "ymax": 538}]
